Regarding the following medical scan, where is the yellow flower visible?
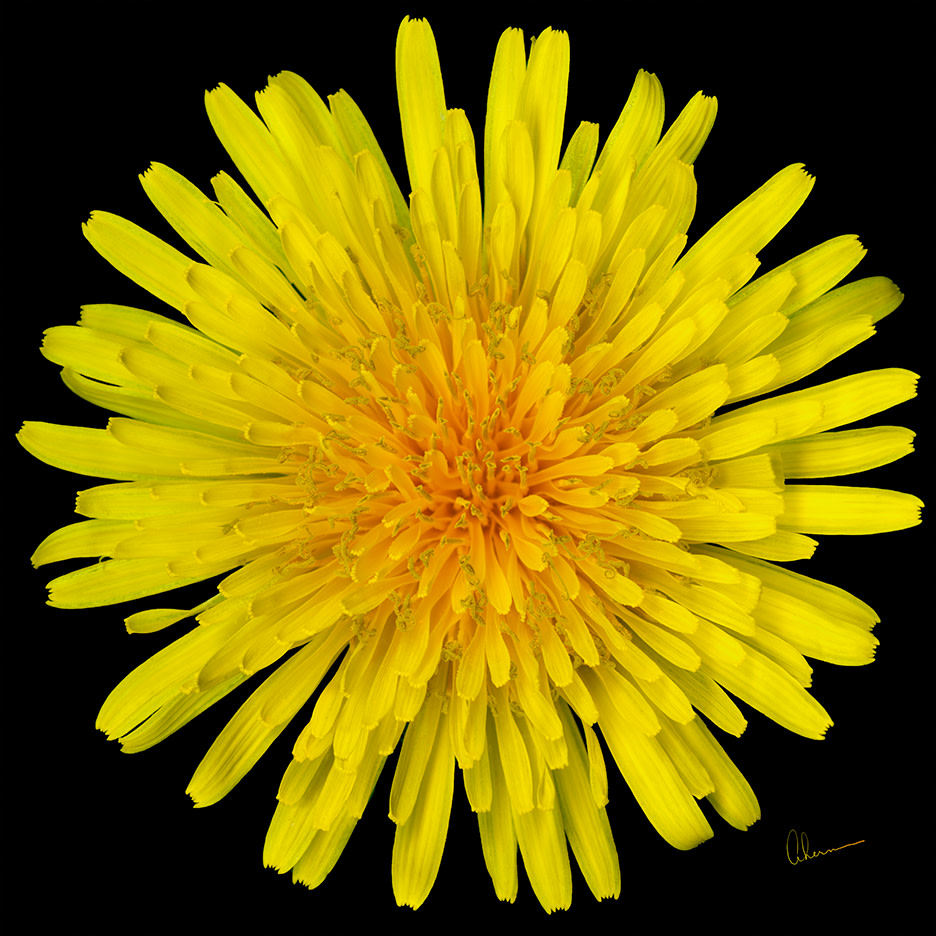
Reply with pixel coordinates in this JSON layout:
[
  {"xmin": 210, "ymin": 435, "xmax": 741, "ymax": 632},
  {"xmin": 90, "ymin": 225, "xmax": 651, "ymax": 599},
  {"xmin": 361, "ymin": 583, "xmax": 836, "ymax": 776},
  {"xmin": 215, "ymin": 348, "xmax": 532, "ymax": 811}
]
[{"xmin": 20, "ymin": 16, "xmax": 921, "ymax": 911}]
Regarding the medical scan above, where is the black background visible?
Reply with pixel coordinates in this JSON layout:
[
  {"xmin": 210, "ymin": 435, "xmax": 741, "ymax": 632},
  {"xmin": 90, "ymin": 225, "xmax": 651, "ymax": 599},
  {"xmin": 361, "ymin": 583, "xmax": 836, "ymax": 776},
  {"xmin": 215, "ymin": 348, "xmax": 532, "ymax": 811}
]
[{"xmin": 7, "ymin": 2, "xmax": 931, "ymax": 930}]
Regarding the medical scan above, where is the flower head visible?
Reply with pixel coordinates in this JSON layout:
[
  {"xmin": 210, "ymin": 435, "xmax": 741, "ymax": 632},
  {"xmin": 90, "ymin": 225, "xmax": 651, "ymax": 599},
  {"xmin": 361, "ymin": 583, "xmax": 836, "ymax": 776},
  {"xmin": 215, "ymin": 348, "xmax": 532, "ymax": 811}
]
[{"xmin": 20, "ymin": 16, "xmax": 921, "ymax": 911}]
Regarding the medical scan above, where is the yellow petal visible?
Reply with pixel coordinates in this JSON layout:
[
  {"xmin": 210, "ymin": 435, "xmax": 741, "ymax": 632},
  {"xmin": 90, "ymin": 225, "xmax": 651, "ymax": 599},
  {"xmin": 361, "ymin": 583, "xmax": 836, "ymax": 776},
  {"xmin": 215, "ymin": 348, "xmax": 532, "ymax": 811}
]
[
  {"xmin": 396, "ymin": 16, "xmax": 446, "ymax": 198},
  {"xmin": 391, "ymin": 707, "xmax": 455, "ymax": 909},
  {"xmin": 771, "ymin": 427, "xmax": 916, "ymax": 479},
  {"xmin": 778, "ymin": 485, "xmax": 923, "ymax": 535},
  {"xmin": 188, "ymin": 627, "xmax": 350, "ymax": 807},
  {"xmin": 513, "ymin": 803, "xmax": 572, "ymax": 913}
]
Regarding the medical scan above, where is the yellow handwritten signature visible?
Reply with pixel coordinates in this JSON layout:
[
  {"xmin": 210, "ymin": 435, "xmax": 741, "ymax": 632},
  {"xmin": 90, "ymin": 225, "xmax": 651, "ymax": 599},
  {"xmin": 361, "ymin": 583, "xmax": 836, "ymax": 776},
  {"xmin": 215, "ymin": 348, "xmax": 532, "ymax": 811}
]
[{"xmin": 786, "ymin": 829, "xmax": 865, "ymax": 865}]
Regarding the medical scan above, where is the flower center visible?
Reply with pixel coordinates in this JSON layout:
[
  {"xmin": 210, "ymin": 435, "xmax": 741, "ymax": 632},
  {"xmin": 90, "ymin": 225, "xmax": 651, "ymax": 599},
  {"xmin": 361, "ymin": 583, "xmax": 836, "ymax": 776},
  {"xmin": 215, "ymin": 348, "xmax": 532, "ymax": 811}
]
[{"xmin": 286, "ymin": 271, "xmax": 684, "ymax": 647}]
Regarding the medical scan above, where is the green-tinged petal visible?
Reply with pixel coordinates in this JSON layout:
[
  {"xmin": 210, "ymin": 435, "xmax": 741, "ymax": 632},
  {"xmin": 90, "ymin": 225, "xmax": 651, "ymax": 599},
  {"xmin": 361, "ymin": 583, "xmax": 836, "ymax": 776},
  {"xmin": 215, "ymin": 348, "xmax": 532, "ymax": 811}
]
[
  {"xmin": 32, "ymin": 519, "xmax": 133, "ymax": 566},
  {"xmin": 559, "ymin": 121, "xmax": 599, "ymax": 206},
  {"xmin": 732, "ymin": 234, "xmax": 866, "ymax": 321},
  {"xmin": 97, "ymin": 608, "xmax": 247, "ymax": 739},
  {"xmin": 118, "ymin": 672, "xmax": 247, "ymax": 751},
  {"xmin": 83, "ymin": 212, "xmax": 196, "ymax": 312},
  {"xmin": 698, "ymin": 368, "xmax": 919, "ymax": 457},
  {"xmin": 188, "ymin": 626, "xmax": 351, "ymax": 807},
  {"xmin": 778, "ymin": 485, "xmax": 923, "ymax": 535},
  {"xmin": 755, "ymin": 587, "xmax": 878, "ymax": 666},
  {"xmin": 594, "ymin": 69, "xmax": 664, "ymax": 194},
  {"xmin": 726, "ymin": 531, "xmax": 818, "ymax": 562},
  {"xmin": 785, "ymin": 274, "xmax": 903, "ymax": 334},
  {"xmin": 76, "ymin": 303, "xmax": 197, "ymax": 343},
  {"xmin": 45, "ymin": 558, "xmax": 221, "ymax": 609},
  {"xmin": 18, "ymin": 420, "xmax": 275, "ymax": 481},
  {"xmin": 745, "ymin": 317, "xmax": 875, "ymax": 400},
  {"xmin": 642, "ymin": 363, "xmax": 731, "ymax": 431},
  {"xmin": 211, "ymin": 171, "xmax": 297, "ymax": 277},
  {"xmin": 205, "ymin": 82, "xmax": 303, "ymax": 209},
  {"xmin": 769, "ymin": 427, "xmax": 916, "ymax": 478},
  {"xmin": 141, "ymin": 163, "xmax": 255, "ymax": 280},
  {"xmin": 124, "ymin": 593, "xmax": 222, "ymax": 634},
  {"xmin": 59, "ymin": 368, "xmax": 245, "ymax": 438},
  {"xmin": 42, "ymin": 325, "xmax": 147, "ymax": 388},
  {"xmin": 675, "ymin": 165, "xmax": 814, "ymax": 295},
  {"xmin": 736, "ymin": 627, "xmax": 813, "ymax": 688},
  {"xmin": 329, "ymin": 89, "xmax": 412, "ymax": 233},
  {"xmin": 698, "ymin": 545, "xmax": 879, "ymax": 629}
]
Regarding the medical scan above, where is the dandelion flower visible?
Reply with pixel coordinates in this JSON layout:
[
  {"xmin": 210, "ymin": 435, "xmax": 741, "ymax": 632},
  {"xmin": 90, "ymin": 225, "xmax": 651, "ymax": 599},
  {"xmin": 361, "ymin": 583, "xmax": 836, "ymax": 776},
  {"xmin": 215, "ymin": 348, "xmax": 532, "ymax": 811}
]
[{"xmin": 20, "ymin": 16, "xmax": 922, "ymax": 912}]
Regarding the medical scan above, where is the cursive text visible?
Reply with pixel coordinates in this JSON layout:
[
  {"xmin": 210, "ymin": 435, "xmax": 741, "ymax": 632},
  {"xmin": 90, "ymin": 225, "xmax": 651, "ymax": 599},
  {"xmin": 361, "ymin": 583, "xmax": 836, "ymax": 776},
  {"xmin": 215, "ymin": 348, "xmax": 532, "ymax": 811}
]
[{"xmin": 786, "ymin": 829, "xmax": 864, "ymax": 865}]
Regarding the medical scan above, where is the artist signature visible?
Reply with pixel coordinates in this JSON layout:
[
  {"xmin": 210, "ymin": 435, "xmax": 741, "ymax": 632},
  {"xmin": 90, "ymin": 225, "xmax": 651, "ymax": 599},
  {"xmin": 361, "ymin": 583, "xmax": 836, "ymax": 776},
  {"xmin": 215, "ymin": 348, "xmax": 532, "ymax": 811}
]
[{"xmin": 786, "ymin": 829, "xmax": 864, "ymax": 865}]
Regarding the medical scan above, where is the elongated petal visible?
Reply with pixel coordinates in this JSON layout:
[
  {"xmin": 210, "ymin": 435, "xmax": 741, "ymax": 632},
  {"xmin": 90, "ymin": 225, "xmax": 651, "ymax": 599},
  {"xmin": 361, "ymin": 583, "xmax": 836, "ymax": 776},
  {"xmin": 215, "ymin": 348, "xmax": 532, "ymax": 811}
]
[
  {"xmin": 554, "ymin": 701, "xmax": 620, "ymax": 900},
  {"xmin": 391, "ymin": 708, "xmax": 455, "ymax": 909},
  {"xmin": 188, "ymin": 626, "xmax": 350, "ymax": 807},
  {"xmin": 396, "ymin": 17, "xmax": 446, "ymax": 198},
  {"xmin": 778, "ymin": 485, "xmax": 923, "ymax": 534}
]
